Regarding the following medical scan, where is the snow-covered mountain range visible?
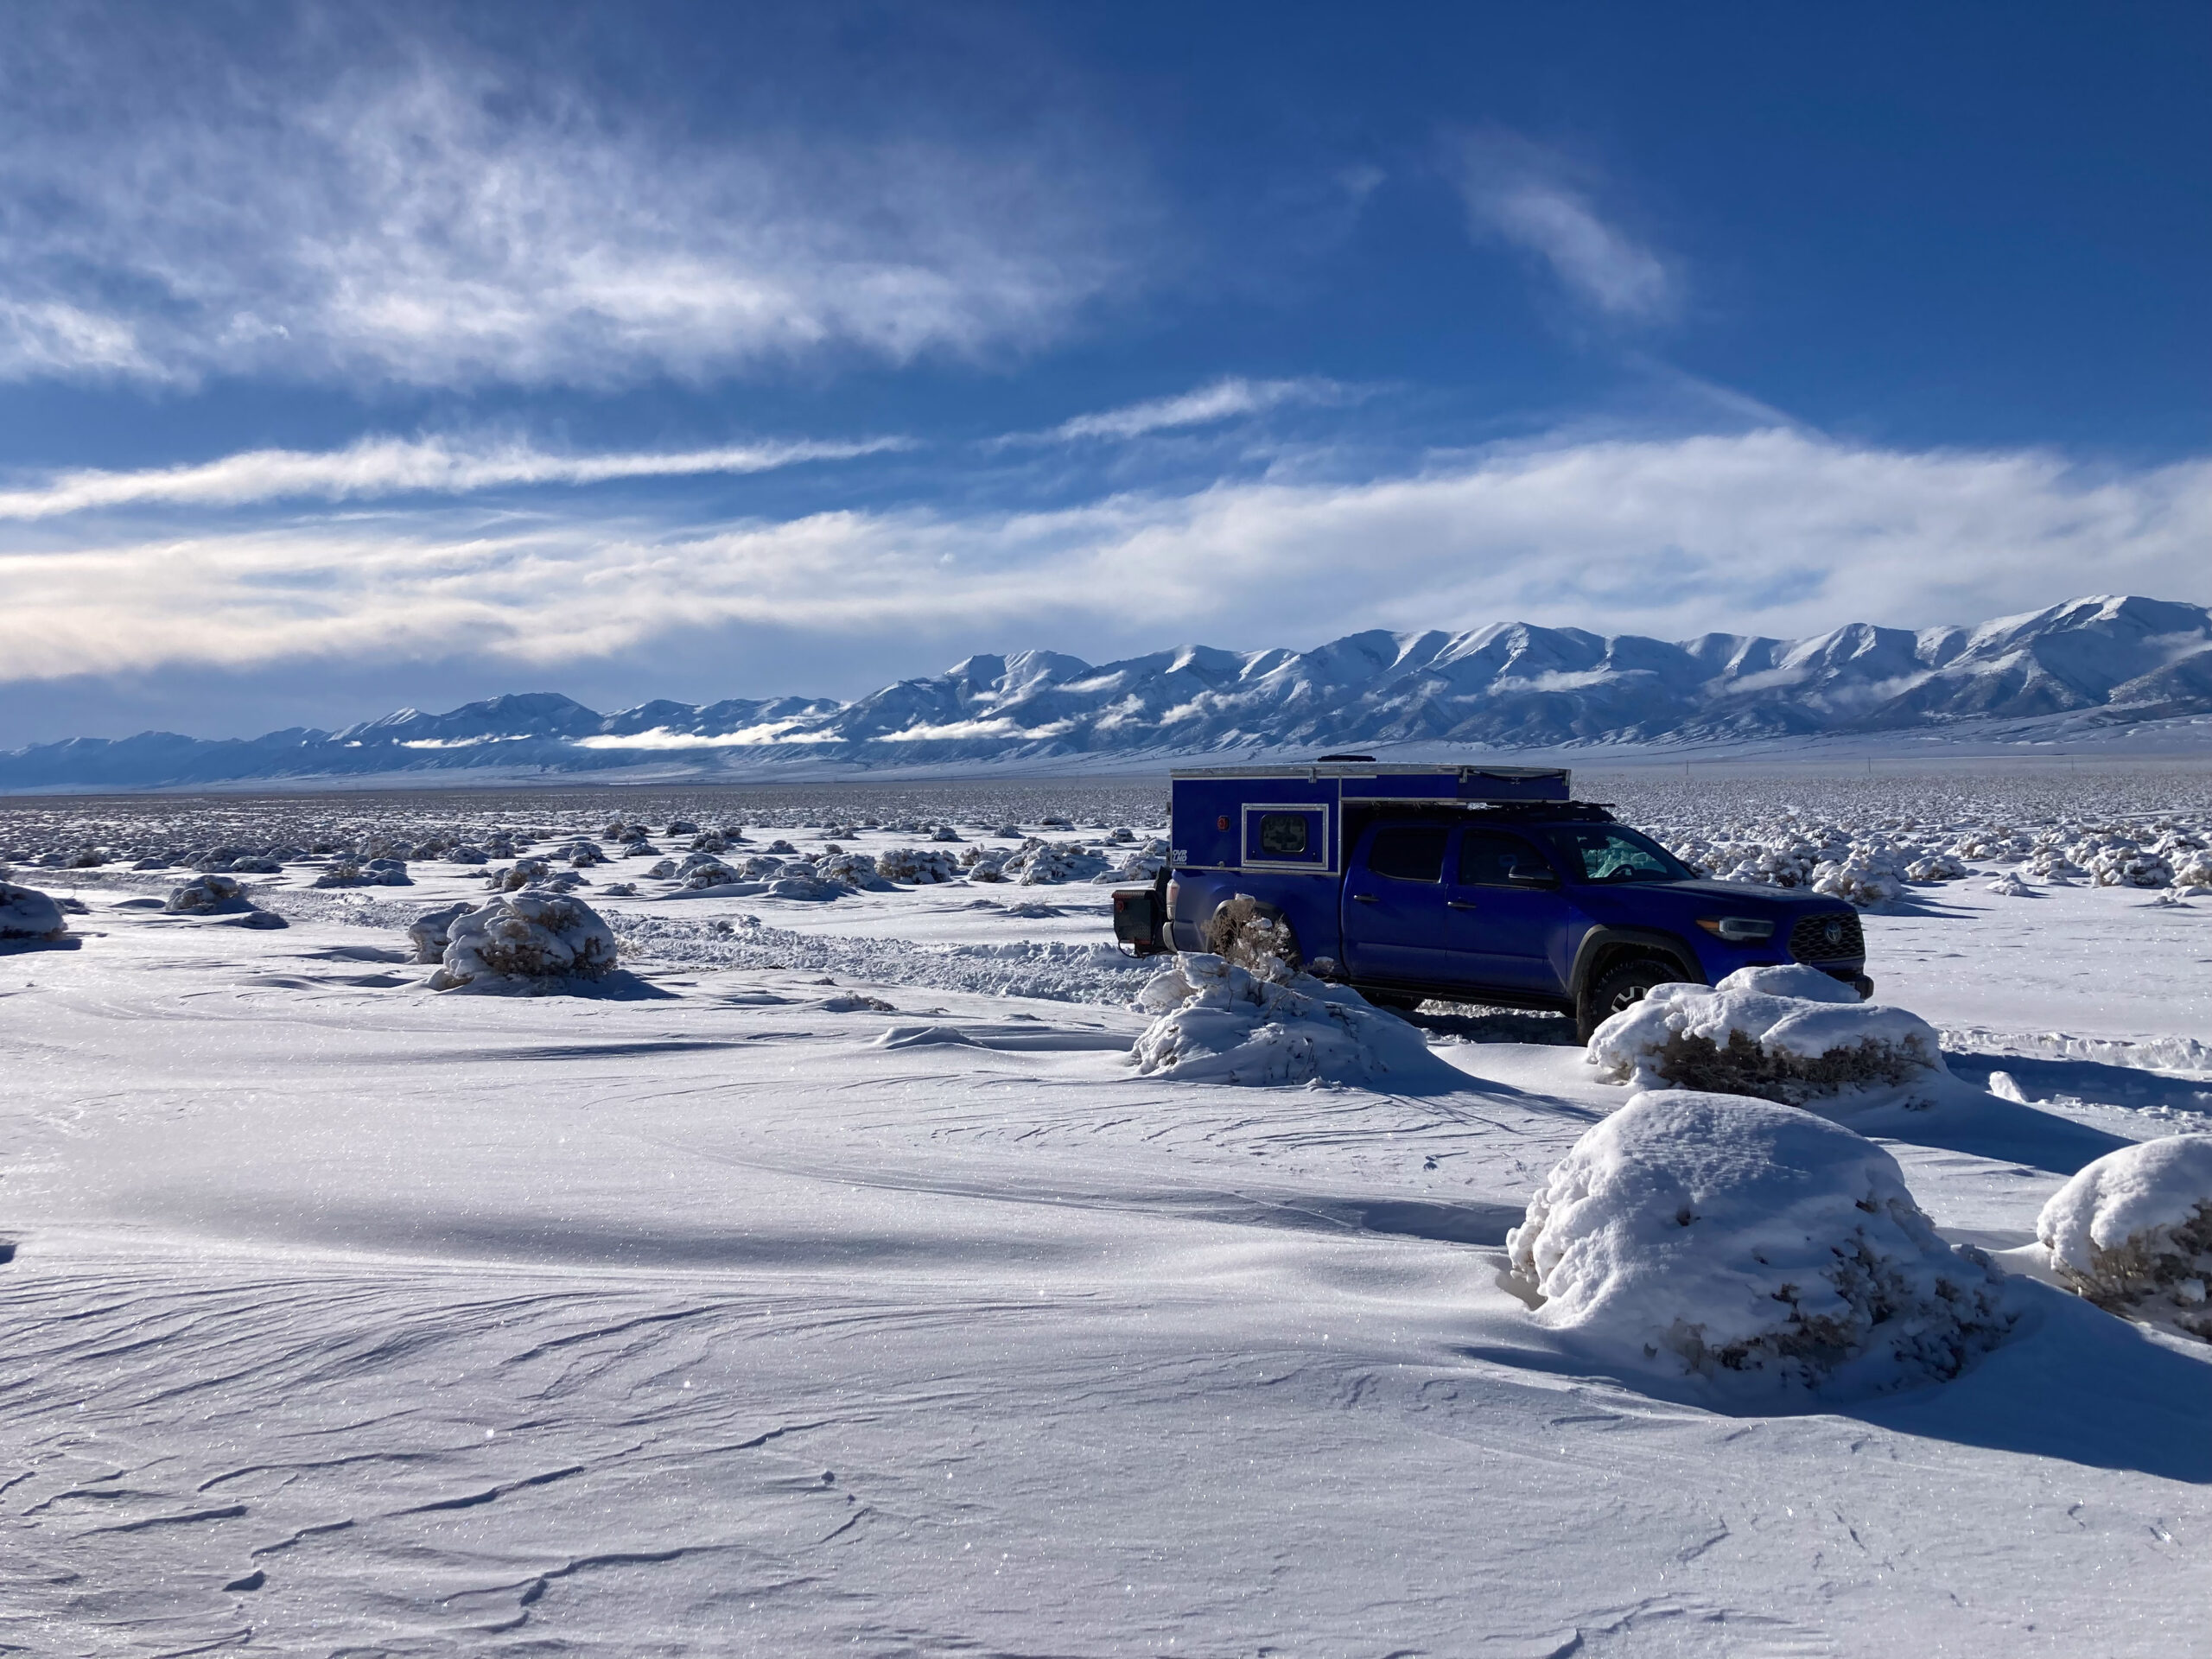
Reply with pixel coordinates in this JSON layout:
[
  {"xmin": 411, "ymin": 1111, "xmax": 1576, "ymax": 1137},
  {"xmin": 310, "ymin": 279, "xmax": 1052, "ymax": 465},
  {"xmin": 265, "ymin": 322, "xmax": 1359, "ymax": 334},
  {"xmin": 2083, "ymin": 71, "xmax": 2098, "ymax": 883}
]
[{"xmin": 8, "ymin": 595, "xmax": 2211, "ymax": 791}]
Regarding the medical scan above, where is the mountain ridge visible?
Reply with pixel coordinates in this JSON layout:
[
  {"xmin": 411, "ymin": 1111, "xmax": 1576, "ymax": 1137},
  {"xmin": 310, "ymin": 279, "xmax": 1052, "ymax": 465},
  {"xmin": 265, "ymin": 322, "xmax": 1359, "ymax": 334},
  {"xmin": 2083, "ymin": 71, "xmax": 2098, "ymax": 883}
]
[{"xmin": 7, "ymin": 594, "xmax": 2211, "ymax": 791}]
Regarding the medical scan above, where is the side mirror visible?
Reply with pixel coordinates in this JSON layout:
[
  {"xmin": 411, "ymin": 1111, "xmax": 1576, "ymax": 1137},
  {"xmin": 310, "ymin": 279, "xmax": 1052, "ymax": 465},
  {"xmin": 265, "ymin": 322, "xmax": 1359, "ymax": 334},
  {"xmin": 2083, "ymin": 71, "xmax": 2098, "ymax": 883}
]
[{"xmin": 1507, "ymin": 866, "xmax": 1560, "ymax": 889}]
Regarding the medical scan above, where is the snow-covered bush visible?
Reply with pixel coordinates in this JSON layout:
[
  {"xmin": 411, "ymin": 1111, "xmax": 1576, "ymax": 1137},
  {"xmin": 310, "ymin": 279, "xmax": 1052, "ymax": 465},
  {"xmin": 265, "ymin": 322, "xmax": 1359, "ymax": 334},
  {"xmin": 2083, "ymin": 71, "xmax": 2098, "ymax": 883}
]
[
  {"xmin": 689, "ymin": 830, "xmax": 729, "ymax": 854},
  {"xmin": 1200, "ymin": 893, "xmax": 1301, "ymax": 973},
  {"xmin": 760, "ymin": 861, "xmax": 849, "ymax": 900},
  {"xmin": 1904, "ymin": 854, "xmax": 1968, "ymax": 883},
  {"xmin": 2036, "ymin": 1136, "xmax": 2212, "ymax": 1341},
  {"xmin": 1811, "ymin": 851, "xmax": 1903, "ymax": 907},
  {"xmin": 1129, "ymin": 953, "xmax": 1450, "ymax": 1087},
  {"xmin": 817, "ymin": 851, "xmax": 888, "ymax": 889},
  {"xmin": 2087, "ymin": 842, "xmax": 2171, "ymax": 888},
  {"xmin": 1983, "ymin": 871, "xmax": 2035, "ymax": 897},
  {"xmin": 0, "ymin": 881, "xmax": 67, "ymax": 941},
  {"xmin": 876, "ymin": 846, "xmax": 960, "ymax": 884},
  {"xmin": 166, "ymin": 874, "xmax": 254, "ymax": 914},
  {"xmin": 682, "ymin": 859, "xmax": 742, "ymax": 889},
  {"xmin": 314, "ymin": 857, "xmax": 410, "ymax": 888},
  {"xmin": 647, "ymin": 858, "xmax": 679, "ymax": 880},
  {"xmin": 406, "ymin": 901, "xmax": 474, "ymax": 963},
  {"xmin": 2168, "ymin": 849, "xmax": 2212, "ymax": 889},
  {"xmin": 1706, "ymin": 844, "xmax": 1819, "ymax": 887},
  {"xmin": 487, "ymin": 858, "xmax": 552, "ymax": 892},
  {"xmin": 1096, "ymin": 839, "xmax": 1169, "ymax": 883},
  {"xmin": 428, "ymin": 893, "xmax": 619, "ymax": 991},
  {"xmin": 1506, "ymin": 1090, "xmax": 2011, "ymax": 1391},
  {"xmin": 979, "ymin": 838, "xmax": 1109, "ymax": 886},
  {"xmin": 1587, "ymin": 965, "xmax": 1943, "ymax": 1106}
]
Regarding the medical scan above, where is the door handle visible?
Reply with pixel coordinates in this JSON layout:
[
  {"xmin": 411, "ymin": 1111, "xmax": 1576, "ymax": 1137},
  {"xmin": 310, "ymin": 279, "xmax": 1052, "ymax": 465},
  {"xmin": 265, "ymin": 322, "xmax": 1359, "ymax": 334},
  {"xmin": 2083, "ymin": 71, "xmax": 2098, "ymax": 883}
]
[
  {"xmin": 1351, "ymin": 893, "xmax": 1377, "ymax": 904},
  {"xmin": 1446, "ymin": 899, "xmax": 1478, "ymax": 910}
]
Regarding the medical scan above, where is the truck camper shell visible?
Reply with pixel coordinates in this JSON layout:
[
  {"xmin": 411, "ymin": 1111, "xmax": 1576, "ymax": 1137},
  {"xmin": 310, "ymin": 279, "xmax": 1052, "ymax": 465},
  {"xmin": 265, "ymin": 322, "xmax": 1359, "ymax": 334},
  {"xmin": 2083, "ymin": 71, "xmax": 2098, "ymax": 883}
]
[{"xmin": 1167, "ymin": 761, "xmax": 1574, "ymax": 876}]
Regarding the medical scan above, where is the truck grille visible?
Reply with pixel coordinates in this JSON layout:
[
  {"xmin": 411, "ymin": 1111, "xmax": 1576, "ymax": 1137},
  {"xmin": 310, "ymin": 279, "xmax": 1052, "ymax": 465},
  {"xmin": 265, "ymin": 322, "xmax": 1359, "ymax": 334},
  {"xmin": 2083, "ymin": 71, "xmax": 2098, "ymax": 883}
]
[{"xmin": 1790, "ymin": 912, "xmax": 1864, "ymax": 963}]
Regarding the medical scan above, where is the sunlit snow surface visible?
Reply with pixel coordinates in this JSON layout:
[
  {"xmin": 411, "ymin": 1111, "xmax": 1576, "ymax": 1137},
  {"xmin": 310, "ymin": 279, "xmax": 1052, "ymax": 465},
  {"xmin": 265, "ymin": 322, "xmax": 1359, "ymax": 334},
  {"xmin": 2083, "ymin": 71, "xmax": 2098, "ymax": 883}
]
[{"xmin": 3, "ymin": 766, "xmax": 2211, "ymax": 1656}]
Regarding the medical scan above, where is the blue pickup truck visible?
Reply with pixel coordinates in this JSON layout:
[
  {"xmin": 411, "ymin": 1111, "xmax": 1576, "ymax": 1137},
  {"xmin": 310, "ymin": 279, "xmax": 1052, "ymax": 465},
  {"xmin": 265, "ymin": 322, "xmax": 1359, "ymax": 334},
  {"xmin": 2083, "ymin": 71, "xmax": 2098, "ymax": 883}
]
[{"xmin": 1112, "ymin": 760, "xmax": 1872, "ymax": 1040}]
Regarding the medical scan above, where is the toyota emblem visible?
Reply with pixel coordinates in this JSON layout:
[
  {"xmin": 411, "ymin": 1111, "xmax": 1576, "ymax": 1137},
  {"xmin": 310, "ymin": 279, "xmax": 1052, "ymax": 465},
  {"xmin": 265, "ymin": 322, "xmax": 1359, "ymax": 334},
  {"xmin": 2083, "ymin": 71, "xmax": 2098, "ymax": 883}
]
[{"xmin": 1822, "ymin": 919, "xmax": 1843, "ymax": 946}]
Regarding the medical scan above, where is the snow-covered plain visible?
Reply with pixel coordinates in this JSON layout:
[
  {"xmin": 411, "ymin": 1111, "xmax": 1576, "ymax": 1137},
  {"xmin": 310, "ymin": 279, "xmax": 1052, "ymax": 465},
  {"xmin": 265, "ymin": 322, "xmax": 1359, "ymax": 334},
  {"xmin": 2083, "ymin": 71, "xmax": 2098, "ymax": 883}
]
[{"xmin": 4, "ymin": 767, "xmax": 2211, "ymax": 1656}]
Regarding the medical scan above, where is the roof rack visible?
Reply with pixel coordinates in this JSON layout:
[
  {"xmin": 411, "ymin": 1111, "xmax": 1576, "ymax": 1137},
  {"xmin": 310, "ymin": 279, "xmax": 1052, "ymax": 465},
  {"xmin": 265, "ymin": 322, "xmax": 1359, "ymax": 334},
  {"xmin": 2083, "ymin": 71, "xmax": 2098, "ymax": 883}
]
[
  {"xmin": 1168, "ymin": 759, "xmax": 1572, "ymax": 804},
  {"xmin": 1339, "ymin": 798, "xmax": 1618, "ymax": 823},
  {"xmin": 1170, "ymin": 760, "xmax": 1567, "ymax": 781}
]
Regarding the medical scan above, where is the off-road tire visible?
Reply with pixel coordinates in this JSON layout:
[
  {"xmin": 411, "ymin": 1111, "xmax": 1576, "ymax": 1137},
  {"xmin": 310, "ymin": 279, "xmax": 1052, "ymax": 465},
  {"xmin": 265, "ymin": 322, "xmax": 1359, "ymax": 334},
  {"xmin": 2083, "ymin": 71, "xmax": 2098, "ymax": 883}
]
[{"xmin": 1579, "ymin": 959, "xmax": 1686, "ymax": 1044}]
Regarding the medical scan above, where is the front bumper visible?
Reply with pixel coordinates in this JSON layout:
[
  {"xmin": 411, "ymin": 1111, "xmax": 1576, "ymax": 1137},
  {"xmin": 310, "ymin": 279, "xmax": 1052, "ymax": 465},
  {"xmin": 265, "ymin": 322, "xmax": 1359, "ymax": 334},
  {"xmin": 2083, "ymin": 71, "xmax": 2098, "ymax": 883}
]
[{"xmin": 1823, "ymin": 969, "xmax": 1875, "ymax": 1000}]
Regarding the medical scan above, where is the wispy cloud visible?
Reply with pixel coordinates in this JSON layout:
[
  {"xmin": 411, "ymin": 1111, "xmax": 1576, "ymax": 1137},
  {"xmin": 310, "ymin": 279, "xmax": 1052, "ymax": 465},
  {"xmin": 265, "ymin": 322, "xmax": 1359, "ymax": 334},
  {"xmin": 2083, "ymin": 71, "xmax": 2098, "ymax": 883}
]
[
  {"xmin": 1017, "ymin": 377, "xmax": 1351, "ymax": 444},
  {"xmin": 1, "ymin": 429, "xmax": 2204, "ymax": 685},
  {"xmin": 0, "ymin": 435, "xmax": 909, "ymax": 520},
  {"xmin": 1453, "ymin": 131, "xmax": 1675, "ymax": 322},
  {"xmin": 0, "ymin": 23, "xmax": 1140, "ymax": 389}
]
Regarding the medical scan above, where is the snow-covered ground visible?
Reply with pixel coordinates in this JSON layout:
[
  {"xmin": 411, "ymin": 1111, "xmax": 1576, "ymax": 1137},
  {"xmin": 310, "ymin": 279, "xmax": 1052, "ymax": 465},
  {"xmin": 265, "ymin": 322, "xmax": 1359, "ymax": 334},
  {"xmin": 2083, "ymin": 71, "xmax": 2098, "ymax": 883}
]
[{"xmin": 4, "ymin": 775, "xmax": 2211, "ymax": 1656}]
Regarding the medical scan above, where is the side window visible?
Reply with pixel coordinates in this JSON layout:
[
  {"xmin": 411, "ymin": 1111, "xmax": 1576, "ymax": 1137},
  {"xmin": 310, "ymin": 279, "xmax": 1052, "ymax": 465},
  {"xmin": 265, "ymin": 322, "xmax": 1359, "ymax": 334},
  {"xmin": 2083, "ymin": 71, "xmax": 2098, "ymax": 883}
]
[
  {"xmin": 1459, "ymin": 830, "xmax": 1550, "ymax": 887},
  {"xmin": 1258, "ymin": 813, "xmax": 1308, "ymax": 855},
  {"xmin": 1366, "ymin": 826, "xmax": 1448, "ymax": 882}
]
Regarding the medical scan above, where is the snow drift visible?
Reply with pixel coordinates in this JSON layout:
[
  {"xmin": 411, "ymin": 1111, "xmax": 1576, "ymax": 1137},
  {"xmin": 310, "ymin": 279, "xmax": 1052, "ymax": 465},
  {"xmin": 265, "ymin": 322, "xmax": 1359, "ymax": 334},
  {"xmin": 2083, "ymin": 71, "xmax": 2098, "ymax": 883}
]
[
  {"xmin": 1129, "ymin": 954, "xmax": 1456, "ymax": 1088},
  {"xmin": 1506, "ymin": 1090, "xmax": 2012, "ymax": 1392},
  {"xmin": 2036, "ymin": 1135, "xmax": 2212, "ymax": 1341},
  {"xmin": 428, "ymin": 893, "xmax": 620, "ymax": 992},
  {"xmin": 0, "ymin": 881, "xmax": 67, "ymax": 942},
  {"xmin": 1587, "ymin": 965, "xmax": 1945, "ymax": 1105}
]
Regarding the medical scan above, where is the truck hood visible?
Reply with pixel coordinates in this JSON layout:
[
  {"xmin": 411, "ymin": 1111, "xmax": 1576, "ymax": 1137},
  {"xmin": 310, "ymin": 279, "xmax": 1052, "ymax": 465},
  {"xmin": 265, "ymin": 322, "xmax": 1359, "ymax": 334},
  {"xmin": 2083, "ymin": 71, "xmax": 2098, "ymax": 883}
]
[{"xmin": 1650, "ymin": 880, "xmax": 1847, "ymax": 909}]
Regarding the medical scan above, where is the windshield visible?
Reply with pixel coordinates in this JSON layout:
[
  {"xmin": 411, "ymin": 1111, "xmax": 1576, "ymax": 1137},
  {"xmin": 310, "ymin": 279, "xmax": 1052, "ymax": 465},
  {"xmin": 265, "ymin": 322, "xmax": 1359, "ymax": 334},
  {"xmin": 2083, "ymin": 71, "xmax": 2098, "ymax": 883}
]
[{"xmin": 1542, "ymin": 825, "xmax": 1696, "ymax": 885}]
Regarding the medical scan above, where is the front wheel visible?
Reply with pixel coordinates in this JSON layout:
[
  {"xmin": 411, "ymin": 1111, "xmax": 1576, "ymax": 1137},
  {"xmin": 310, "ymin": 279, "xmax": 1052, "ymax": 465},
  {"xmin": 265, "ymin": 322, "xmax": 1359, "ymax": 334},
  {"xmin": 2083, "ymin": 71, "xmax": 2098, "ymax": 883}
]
[{"xmin": 1578, "ymin": 960, "xmax": 1685, "ymax": 1043}]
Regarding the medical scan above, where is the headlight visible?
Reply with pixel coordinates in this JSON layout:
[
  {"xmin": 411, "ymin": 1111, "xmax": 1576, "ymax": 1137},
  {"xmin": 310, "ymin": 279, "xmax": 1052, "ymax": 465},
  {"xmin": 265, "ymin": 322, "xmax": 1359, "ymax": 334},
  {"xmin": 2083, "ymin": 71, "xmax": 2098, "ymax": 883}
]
[{"xmin": 1697, "ymin": 916, "xmax": 1776, "ymax": 942}]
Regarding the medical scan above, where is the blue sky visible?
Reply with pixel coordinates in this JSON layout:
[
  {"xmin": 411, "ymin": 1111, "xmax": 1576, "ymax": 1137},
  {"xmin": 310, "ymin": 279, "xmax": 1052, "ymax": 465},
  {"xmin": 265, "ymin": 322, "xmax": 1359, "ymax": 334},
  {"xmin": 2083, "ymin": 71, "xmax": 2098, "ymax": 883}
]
[{"xmin": 0, "ymin": 1, "xmax": 2205, "ymax": 744}]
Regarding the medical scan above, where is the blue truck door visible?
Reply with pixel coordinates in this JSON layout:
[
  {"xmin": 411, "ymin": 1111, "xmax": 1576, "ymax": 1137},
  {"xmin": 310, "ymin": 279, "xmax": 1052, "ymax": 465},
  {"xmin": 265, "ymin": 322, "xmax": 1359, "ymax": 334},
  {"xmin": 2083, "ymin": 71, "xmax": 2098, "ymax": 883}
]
[
  {"xmin": 1448, "ymin": 827, "xmax": 1573, "ymax": 994},
  {"xmin": 1342, "ymin": 823, "xmax": 1455, "ymax": 982}
]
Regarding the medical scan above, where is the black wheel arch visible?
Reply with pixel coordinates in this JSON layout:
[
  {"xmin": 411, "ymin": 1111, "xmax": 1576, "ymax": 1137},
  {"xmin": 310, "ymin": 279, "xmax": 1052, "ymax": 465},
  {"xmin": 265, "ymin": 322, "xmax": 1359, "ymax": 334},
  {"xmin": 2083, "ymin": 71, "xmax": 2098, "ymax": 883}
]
[{"xmin": 1567, "ymin": 926, "xmax": 1704, "ymax": 1002}]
